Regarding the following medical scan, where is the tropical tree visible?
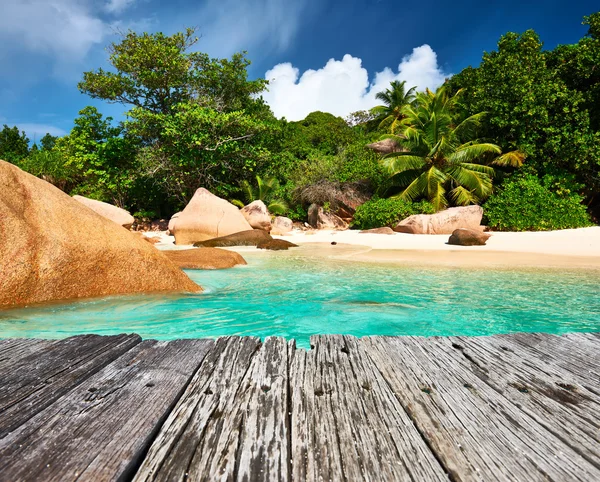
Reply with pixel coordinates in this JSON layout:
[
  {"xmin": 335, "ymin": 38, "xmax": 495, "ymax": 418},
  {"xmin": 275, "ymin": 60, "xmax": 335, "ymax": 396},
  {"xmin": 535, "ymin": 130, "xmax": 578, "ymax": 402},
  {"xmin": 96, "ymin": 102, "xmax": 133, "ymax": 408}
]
[
  {"xmin": 372, "ymin": 80, "xmax": 417, "ymax": 133},
  {"xmin": 0, "ymin": 125, "xmax": 29, "ymax": 163},
  {"xmin": 231, "ymin": 175, "xmax": 288, "ymax": 214},
  {"xmin": 381, "ymin": 86, "xmax": 524, "ymax": 210}
]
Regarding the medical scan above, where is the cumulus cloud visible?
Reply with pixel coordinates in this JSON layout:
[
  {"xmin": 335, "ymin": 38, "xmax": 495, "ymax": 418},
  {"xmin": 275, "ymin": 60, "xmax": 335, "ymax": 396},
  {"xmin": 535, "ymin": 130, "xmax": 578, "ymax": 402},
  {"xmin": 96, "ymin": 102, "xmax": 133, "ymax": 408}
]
[{"xmin": 262, "ymin": 45, "xmax": 450, "ymax": 121}]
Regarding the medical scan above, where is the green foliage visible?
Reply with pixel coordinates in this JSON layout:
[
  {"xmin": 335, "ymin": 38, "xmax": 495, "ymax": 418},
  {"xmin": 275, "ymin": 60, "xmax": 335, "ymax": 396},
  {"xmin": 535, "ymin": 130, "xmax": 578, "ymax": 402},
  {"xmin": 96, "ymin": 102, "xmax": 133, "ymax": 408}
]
[
  {"xmin": 483, "ymin": 174, "xmax": 592, "ymax": 231},
  {"xmin": 352, "ymin": 197, "xmax": 435, "ymax": 230},
  {"xmin": 40, "ymin": 133, "xmax": 57, "ymax": 151},
  {"xmin": 232, "ymin": 175, "xmax": 289, "ymax": 214},
  {"xmin": 128, "ymin": 103, "xmax": 278, "ymax": 203},
  {"xmin": 19, "ymin": 150, "xmax": 76, "ymax": 190},
  {"xmin": 372, "ymin": 80, "xmax": 416, "ymax": 132},
  {"xmin": 0, "ymin": 125, "xmax": 29, "ymax": 163},
  {"xmin": 55, "ymin": 106, "xmax": 139, "ymax": 207},
  {"xmin": 79, "ymin": 28, "xmax": 266, "ymax": 115},
  {"xmin": 447, "ymin": 26, "xmax": 600, "ymax": 205},
  {"xmin": 381, "ymin": 86, "xmax": 523, "ymax": 210}
]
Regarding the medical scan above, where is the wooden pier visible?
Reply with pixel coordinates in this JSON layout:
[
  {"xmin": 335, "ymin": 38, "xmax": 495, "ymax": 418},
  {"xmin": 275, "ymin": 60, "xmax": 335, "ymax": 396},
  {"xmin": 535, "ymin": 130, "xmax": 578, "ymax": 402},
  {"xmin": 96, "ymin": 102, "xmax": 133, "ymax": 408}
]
[{"xmin": 0, "ymin": 332, "xmax": 599, "ymax": 481}]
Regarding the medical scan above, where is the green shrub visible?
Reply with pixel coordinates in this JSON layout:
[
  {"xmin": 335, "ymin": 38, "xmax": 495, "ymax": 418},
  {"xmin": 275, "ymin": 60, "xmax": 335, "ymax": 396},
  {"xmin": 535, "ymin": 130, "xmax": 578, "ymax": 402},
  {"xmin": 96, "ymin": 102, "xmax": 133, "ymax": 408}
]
[
  {"xmin": 483, "ymin": 174, "xmax": 592, "ymax": 231},
  {"xmin": 351, "ymin": 197, "xmax": 435, "ymax": 230}
]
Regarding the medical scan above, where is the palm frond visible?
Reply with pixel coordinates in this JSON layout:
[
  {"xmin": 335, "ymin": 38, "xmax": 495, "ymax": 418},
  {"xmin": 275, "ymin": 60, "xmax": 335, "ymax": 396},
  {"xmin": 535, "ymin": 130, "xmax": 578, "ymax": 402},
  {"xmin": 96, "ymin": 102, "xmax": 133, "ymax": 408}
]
[
  {"xmin": 447, "ymin": 143, "xmax": 502, "ymax": 164},
  {"xmin": 491, "ymin": 150, "xmax": 525, "ymax": 167},
  {"xmin": 240, "ymin": 180, "xmax": 254, "ymax": 203},
  {"xmin": 453, "ymin": 112, "xmax": 486, "ymax": 141},
  {"xmin": 381, "ymin": 154, "xmax": 427, "ymax": 175},
  {"xmin": 447, "ymin": 166, "xmax": 493, "ymax": 198},
  {"xmin": 267, "ymin": 200, "xmax": 288, "ymax": 215},
  {"xmin": 231, "ymin": 199, "xmax": 245, "ymax": 208},
  {"xmin": 449, "ymin": 186, "xmax": 479, "ymax": 206}
]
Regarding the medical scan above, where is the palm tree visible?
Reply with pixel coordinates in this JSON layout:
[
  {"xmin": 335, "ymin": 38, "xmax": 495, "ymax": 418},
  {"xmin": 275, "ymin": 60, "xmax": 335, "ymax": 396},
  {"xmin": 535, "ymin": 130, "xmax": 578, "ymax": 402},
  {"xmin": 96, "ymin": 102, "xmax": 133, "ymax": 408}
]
[
  {"xmin": 381, "ymin": 86, "xmax": 524, "ymax": 211},
  {"xmin": 231, "ymin": 175, "xmax": 288, "ymax": 214},
  {"xmin": 372, "ymin": 80, "xmax": 417, "ymax": 133}
]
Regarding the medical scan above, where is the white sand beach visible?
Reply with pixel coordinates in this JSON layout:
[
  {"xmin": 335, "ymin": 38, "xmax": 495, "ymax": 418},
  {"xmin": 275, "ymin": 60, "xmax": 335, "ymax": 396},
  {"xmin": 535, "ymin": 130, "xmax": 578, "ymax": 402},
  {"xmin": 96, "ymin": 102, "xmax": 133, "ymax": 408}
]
[{"xmin": 147, "ymin": 226, "xmax": 600, "ymax": 269}]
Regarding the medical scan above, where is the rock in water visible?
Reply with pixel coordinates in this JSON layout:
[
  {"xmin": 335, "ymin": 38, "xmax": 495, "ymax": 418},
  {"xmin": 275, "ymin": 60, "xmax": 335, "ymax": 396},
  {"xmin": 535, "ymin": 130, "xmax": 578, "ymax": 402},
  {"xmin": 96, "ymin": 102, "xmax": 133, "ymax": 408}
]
[
  {"xmin": 448, "ymin": 228, "xmax": 491, "ymax": 246},
  {"xmin": 162, "ymin": 248, "xmax": 247, "ymax": 269},
  {"xmin": 307, "ymin": 204, "xmax": 349, "ymax": 230},
  {"xmin": 172, "ymin": 188, "xmax": 252, "ymax": 245},
  {"xmin": 394, "ymin": 206, "xmax": 484, "ymax": 234},
  {"xmin": 256, "ymin": 239, "xmax": 298, "ymax": 250},
  {"xmin": 271, "ymin": 216, "xmax": 293, "ymax": 235},
  {"xmin": 359, "ymin": 227, "xmax": 396, "ymax": 235},
  {"xmin": 241, "ymin": 200, "xmax": 272, "ymax": 232},
  {"xmin": 0, "ymin": 161, "xmax": 200, "ymax": 307},
  {"xmin": 73, "ymin": 195, "xmax": 135, "ymax": 229},
  {"xmin": 193, "ymin": 229, "xmax": 272, "ymax": 247}
]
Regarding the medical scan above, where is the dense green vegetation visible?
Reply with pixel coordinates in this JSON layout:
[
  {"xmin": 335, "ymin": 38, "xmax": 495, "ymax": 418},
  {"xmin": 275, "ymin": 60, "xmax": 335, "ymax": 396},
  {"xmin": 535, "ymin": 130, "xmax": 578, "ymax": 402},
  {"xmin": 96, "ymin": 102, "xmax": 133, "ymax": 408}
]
[
  {"xmin": 352, "ymin": 198, "xmax": 435, "ymax": 230},
  {"xmin": 484, "ymin": 174, "xmax": 592, "ymax": 231},
  {"xmin": 2, "ymin": 14, "xmax": 599, "ymax": 230},
  {"xmin": 381, "ymin": 86, "xmax": 524, "ymax": 210}
]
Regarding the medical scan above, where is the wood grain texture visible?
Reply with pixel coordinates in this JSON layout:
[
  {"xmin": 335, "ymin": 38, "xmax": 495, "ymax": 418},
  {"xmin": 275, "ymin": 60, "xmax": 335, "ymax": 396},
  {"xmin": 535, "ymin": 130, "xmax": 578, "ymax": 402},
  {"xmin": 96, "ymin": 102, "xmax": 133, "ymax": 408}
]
[
  {"xmin": 0, "ymin": 339, "xmax": 212, "ymax": 482},
  {"xmin": 447, "ymin": 334, "xmax": 600, "ymax": 468},
  {"xmin": 290, "ymin": 335, "xmax": 448, "ymax": 482},
  {"xmin": 0, "ymin": 334, "xmax": 141, "ymax": 437},
  {"xmin": 361, "ymin": 335, "xmax": 600, "ymax": 481},
  {"xmin": 0, "ymin": 338, "xmax": 54, "ymax": 369},
  {"xmin": 133, "ymin": 336, "xmax": 264, "ymax": 481}
]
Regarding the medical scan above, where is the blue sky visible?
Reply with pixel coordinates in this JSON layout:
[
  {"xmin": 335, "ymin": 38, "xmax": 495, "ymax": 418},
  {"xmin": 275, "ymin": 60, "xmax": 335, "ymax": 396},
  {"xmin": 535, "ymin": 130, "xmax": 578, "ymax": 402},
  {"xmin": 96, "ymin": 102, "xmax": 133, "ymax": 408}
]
[{"xmin": 0, "ymin": 0, "xmax": 597, "ymax": 142}]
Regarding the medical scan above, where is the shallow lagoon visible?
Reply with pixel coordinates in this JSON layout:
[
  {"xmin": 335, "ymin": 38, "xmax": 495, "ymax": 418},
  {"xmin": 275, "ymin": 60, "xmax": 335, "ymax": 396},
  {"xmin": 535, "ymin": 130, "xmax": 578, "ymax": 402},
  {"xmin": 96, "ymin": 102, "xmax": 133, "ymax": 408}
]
[{"xmin": 1, "ymin": 249, "xmax": 599, "ymax": 349}]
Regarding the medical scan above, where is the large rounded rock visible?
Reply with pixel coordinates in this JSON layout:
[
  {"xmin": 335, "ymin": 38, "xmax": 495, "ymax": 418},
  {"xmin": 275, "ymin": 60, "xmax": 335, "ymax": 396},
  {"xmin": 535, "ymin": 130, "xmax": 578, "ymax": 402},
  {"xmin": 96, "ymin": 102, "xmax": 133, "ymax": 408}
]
[
  {"xmin": 307, "ymin": 204, "xmax": 349, "ymax": 230},
  {"xmin": 271, "ymin": 216, "xmax": 293, "ymax": 235},
  {"xmin": 193, "ymin": 229, "xmax": 272, "ymax": 247},
  {"xmin": 162, "ymin": 248, "xmax": 247, "ymax": 269},
  {"xmin": 172, "ymin": 188, "xmax": 252, "ymax": 245},
  {"xmin": 73, "ymin": 195, "xmax": 134, "ymax": 229},
  {"xmin": 394, "ymin": 206, "xmax": 484, "ymax": 235},
  {"xmin": 241, "ymin": 200, "xmax": 271, "ymax": 232},
  {"xmin": 0, "ymin": 161, "xmax": 200, "ymax": 308},
  {"xmin": 167, "ymin": 212, "xmax": 181, "ymax": 234},
  {"xmin": 448, "ymin": 228, "xmax": 491, "ymax": 246},
  {"xmin": 256, "ymin": 239, "xmax": 298, "ymax": 250}
]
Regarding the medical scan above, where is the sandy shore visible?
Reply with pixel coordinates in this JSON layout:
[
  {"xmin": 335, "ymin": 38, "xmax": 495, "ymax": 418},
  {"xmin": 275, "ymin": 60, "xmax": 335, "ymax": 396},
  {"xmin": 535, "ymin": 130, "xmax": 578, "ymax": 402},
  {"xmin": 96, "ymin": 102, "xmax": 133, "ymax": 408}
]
[{"xmin": 146, "ymin": 226, "xmax": 600, "ymax": 269}]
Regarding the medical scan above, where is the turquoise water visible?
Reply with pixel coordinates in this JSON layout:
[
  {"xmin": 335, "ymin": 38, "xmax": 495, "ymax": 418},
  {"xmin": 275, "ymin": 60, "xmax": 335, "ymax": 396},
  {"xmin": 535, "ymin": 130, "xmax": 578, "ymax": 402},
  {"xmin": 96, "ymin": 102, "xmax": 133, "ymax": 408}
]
[{"xmin": 1, "ymin": 249, "xmax": 599, "ymax": 348}]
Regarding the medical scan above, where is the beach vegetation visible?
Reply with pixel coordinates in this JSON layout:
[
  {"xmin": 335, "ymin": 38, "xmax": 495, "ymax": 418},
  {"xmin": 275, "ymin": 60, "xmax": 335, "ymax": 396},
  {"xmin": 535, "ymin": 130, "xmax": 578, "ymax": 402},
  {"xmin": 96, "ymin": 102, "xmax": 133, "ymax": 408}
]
[
  {"xmin": 231, "ymin": 175, "xmax": 288, "ymax": 214},
  {"xmin": 352, "ymin": 197, "xmax": 435, "ymax": 230},
  {"xmin": 381, "ymin": 86, "xmax": 524, "ymax": 211},
  {"xmin": 483, "ymin": 174, "xmax": 592, "ymax": 231},
  {"xmin": 372, "ymin": 80, "xmax": 417, "ymax": 133}
]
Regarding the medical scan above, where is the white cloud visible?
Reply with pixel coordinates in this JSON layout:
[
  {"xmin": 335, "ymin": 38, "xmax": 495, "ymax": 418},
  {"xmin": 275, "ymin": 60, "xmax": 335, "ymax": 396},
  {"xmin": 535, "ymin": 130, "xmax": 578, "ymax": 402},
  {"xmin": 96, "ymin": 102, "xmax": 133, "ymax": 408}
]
[
  {"xmin": 262, "ymin": 45, "xmax": 450, "ymax": 121},
  {"xmin": 105, "ymin": 0, "xmax": 136, "ymax": 14},
  {"xmin": 16, "ymin": 124, "xmax": 68, "ymax": 141},
  {"xmin": 0, "ymin": 1, "xmax": 106, "ymax": 65}
]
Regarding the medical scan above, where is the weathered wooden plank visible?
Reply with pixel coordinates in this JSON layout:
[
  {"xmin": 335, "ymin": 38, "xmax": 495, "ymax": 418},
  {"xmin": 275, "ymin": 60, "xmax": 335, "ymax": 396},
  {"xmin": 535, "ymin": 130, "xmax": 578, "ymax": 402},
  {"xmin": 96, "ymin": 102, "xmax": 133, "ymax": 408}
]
[
  {"xmin": 0, "ymin": 338, "xmax": 213, "ymax": 482},
  {"xmin": 362, "ymin": 336, "xmax": 600, "ymax": 481},
  {"xmin": 0, "ymin": 338, "xmax": 54, "ymax": 370},
  {"xmin": 0, "ymin": 334, "xmax": 141, "ymax": 437},
  {"xmin": 133, "ymin": 336, "xmax": 264, "ymax": 481},
  {"xmin": 494, "ymin": 332, "xmax": 599, "ymax": 388},
  {"xmin": 290, "ymin": 335, "xmax": 448, "ymax": 482},
  {"xmin": 442, "ymin": 335, "xmax": 600, "ymax": 469}
]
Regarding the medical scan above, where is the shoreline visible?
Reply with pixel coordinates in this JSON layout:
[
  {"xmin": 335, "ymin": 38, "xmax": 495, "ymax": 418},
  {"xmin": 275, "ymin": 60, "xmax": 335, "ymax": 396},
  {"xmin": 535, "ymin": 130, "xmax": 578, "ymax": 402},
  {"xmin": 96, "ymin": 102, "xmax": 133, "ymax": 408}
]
[{"xmin": 149, "ymin": 226, "xmax": 600, "ymax": 269}]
